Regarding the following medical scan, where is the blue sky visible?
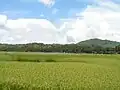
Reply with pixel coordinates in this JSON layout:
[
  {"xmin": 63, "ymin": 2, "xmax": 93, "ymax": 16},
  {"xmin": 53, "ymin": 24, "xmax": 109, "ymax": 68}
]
[
  {"xmin": 0, "ymin": 0, "xmax": 120, "ymax": 44},
  {"xmin": 0, "ymin": 0, "xmax": 119, "ymax": 20},
  {"xmin": 0, "ymin": 0, "xmax": 97, "ymax": 20},
  {"xmin": 0, "ymin": 0, "xmax": 120, "ymax": 19}
]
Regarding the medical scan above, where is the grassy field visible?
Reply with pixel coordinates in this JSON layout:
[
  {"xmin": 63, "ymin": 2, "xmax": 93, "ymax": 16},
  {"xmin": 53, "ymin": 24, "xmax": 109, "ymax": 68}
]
[{"xmin": 0, "ymin": 52, "xmax": 120, "ymax": 90}]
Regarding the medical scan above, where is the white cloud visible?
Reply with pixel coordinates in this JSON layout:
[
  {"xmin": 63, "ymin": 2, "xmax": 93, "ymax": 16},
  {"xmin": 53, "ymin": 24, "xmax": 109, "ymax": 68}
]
[
  {"xmin": 0, "ymin": 17, "xmax": 49, "ymax": 43},
  {"xmin": 0, "ymin": 15, "xmax": 7, "ymax": 26},
  {"xmin": 0, "ymin": 15, "xmax": 70, "ymax": 44},
  {"xmin": 61, "ymin": 1, "xmax": 120, "ymax": 42},
  {"xmin": 1, "ymin": 1, "xmax": 120, "ymax": 44},
  {"xmin": 39, "ymin": 0, "xmax": 55, "ymax": 7}
]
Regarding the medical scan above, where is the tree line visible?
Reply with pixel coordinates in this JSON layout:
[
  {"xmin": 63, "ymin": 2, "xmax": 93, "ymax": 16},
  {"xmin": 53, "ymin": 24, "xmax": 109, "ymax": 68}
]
[{"xmin": 0, "ymin": 43, "xmax": 120, "ymax": 54}]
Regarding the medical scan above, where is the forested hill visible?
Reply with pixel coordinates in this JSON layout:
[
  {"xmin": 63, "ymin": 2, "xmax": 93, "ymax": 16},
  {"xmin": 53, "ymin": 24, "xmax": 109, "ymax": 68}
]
[
  {"xmin": 78, "ymin": 38, "xmax": 120, "ymax": 48},
  {"xmin": 0, "ymin": 38, "xmax": 120, "ymax": 54}
]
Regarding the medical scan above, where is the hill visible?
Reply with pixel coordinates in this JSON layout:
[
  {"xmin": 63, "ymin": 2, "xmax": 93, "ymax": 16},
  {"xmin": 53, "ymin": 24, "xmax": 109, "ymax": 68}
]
[
  {"xmin": 0, "ymin": 38, "xmax": 119, "ymax": 54},
  {"xmin": 77, "ymin": 38, "xmax": 120, "ymax": 48}
]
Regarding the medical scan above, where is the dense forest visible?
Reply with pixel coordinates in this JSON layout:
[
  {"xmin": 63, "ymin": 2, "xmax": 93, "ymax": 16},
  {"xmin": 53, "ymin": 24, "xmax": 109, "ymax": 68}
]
[{"xmin": 0, "ymin": 38, "xmax": 120, "ymax": 54}]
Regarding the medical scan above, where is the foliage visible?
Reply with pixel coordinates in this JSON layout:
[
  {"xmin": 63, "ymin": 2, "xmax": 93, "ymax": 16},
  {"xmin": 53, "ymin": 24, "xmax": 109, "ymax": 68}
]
[
  {"xmin": 0, "ymin": 53, "xmax": 120, "ymax": 89},
  {"xmin": 0, "ymin": 39, "xmax": 119, "ymax": 54},
  {"xmin": 78, "ymin": 38, "xmax": 120, "ymax": 48},
  {"xmin": 45, "ymin": 59, "xmax": 56, "ymax": 62}
]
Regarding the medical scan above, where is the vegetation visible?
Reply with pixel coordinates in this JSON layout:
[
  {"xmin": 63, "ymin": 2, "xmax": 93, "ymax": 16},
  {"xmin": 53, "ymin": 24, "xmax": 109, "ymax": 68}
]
[
  {"xmin": 0, "ymin": 38, "xmax": 120, "ymax": 54},
  {"xmin": 0, "ymin": 52, "xmax": 120, "ymax": 89},
  {"xmin": 78, "ymin": 38, "xmax": 120, "ymax": 48},
  {"xmin": 0, "ymin": 38, "xmax": 120, "ymax": 89}
]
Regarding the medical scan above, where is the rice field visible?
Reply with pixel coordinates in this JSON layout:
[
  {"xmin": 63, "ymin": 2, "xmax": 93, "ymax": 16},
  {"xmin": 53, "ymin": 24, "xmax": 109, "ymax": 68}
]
[{"xmin": 0, "ymin": 52, "xmax": 120, "ymax": 90}]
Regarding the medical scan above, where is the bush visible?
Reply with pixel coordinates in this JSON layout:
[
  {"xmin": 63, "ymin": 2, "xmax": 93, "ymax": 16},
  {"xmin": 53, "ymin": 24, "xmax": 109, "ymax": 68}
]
[
  {"xmin": 10, "ymin": 55, "xmax": 56, "ymax": 63},
  {"xmin": 35, "ymin": 59, "xmax": 40, "ymax": 62},
  {"xmin": 15, "ymin": 56, "xmax": 41, "ymax": 62},
  {"xmin": 45, "ymin": 59, "xmax": 56, "ymax": 62}
]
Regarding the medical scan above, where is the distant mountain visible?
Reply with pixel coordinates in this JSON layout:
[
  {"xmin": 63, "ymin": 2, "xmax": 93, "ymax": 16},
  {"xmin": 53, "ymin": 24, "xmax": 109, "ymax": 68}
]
[{"xmin": 77, "ymin": 38, "xmax": 120, "ymax": 48}]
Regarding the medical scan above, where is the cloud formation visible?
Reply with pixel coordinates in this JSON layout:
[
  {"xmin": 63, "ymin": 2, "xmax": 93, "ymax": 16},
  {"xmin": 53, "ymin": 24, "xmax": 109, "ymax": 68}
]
[
  {"xmin": 0, "ymin": 18, "xmax": 60, "ymax": 44},
  {"xmin": 39, "ymin": 0, "xmax": 55, "ymax": 7},
  {"xmin": 0, "ymin": 1, "xmax": 120, "ymax": 44},
  {"xmin": 62, "ymin": 0, "xmax": 120, "ymax": 42}
]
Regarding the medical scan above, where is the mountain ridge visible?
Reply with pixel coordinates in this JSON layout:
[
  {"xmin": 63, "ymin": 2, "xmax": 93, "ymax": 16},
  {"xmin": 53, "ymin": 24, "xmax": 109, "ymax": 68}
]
[
  {"xmin": 0, "ymin": 38, "xmax": 119, "ymax": 48},
  {"xmin": 77, "ymin": 38, "xmax": 120, "ymax": 48}
]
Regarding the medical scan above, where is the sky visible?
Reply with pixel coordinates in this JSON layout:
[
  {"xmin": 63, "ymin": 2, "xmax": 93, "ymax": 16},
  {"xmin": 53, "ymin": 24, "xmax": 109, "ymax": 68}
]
[{"xmin": 0, "ymin": 0, "xmax": 120, "ymax": 44}]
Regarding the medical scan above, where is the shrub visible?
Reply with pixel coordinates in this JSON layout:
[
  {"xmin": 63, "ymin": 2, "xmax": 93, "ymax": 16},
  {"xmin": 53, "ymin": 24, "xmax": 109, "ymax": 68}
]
[{"xmin": 45, "ymin": 59, "xmax": 56, "ymax": 62}]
